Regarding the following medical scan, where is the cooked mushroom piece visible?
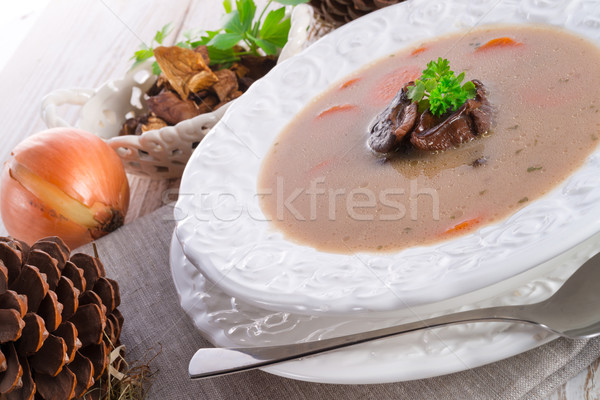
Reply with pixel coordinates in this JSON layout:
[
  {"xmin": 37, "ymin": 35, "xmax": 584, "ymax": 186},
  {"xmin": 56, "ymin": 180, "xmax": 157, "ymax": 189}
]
[
  {"xmin": 368, "ymin": 79, "xmax": 493, "ymax": 153},
  {"xmin": 368, "ymin": 83, "xmax": 418, "ymax": 153},
  {"xmin": 410, "ymin": 80, "xmax": 492, "ymax": 151}
]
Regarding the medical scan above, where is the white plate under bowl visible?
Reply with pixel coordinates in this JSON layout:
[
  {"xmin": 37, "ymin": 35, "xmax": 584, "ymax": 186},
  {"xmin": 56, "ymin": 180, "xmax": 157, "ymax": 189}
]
[
  {"xmin": 171, "ymin": 231, "xmax": 600, "ymax": 383},
  {"xmin": 174, "ymin": 0, "xmax": 600, "ymax": 315}
]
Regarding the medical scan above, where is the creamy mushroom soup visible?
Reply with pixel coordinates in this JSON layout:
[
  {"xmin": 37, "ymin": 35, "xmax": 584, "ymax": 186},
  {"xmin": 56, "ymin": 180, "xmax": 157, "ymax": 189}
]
[{"xmin": 257, "ymin": 25, "xmax": 600, "ymax": 254}]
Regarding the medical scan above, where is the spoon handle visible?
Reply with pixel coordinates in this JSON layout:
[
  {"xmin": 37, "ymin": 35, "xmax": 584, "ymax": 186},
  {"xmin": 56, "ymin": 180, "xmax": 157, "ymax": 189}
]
[{"xmin": 189, "ymin": 306, "xmax": 529, "ymax": 379}]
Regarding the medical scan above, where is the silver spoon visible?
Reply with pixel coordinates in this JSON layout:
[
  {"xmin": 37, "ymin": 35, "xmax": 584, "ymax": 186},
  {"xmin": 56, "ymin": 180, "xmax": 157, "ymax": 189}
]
[{"xmin": 189, "ymin": 251, "xmax": 600, "ymax": 379}]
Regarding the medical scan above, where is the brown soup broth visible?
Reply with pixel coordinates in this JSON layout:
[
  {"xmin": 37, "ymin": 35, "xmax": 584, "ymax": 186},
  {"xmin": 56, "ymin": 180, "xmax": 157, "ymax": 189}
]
[{"xmin": 257, "ymin": 25, "xmax": 600, "ymax": 254}]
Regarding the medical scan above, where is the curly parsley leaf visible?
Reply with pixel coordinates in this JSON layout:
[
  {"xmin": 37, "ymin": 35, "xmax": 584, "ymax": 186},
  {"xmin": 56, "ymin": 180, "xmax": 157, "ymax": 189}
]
[{"xmin": 407, "ymin": 57, "xmax": 477, "ymax": 116}]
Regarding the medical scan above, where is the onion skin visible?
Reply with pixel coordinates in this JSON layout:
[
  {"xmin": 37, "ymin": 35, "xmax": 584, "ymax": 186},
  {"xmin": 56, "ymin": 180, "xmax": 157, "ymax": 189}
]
[{"xmin": 1, "ymin": 128, "xmax": 130, "ymax": 248}]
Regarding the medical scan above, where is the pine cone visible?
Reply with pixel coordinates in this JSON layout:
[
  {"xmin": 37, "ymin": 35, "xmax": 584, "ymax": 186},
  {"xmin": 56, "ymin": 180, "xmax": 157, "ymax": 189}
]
[
  {"xmin": 309, "ymin": 0, "xmax": 405, "ymax": 27},
  {"xmin": 0, "ymin": 236, "xmax": 123, "ymax": 400}
]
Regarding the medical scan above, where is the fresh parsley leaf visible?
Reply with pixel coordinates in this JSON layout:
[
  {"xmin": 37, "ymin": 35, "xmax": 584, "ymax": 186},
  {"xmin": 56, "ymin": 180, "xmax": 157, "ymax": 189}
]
[
  {"xmin": 223, "ymin": 11, "xmax": 246, "ymax": 35},
  {"xmin": 407, "ymin": 57, "xmax": 477, "ymax": 116},
  {"xmin": 152, "ymin": 61, "xmax": 162, "ymax": 75},
  {"xmin": 424, "ymin": 79, "xmax": 436, "ymax": 93},
  {"xmin": 254, "ymin": 38, "xmax": 279, "ymax": 55},
  {"xmin": 462, "ymin": 80, "xmax": 476, "ymax": 94},
  {"xmin": 259, "ymin": 7, "xmax": 291, "ymax": 49},
  {"xmin": 175, "ymin": 41, "xmax": 192, "ymax": 49},
  {"xmin": 154, "ymin": 23, "xmax": 172, "ymax": 45},
  {"xmin": 132, "ymin": 0, "xmax": 297, "ymax": 72},
  {"xmin": 235, "ymin": 0, "xmax": 257, "ymax": 32},
  {"xmin": 223, "ymin": 0, "xmax": 233, "ymax": 13},
  {"xmin": 417, "ymin": 99, "xmax": 430, "ymax": 114},
  {"xmin": 406, "ymin": 82, "xmax": 425, "ymax": 103},
  {"xmin": 195, "ymin": 30, "xmax": 221, "ymax": 46},
  {"xmin": 132, "ymin": 47, "xmax": 153, "ymax": 63},
  {"xmin": 130, "ymin": 23, "xmax": 173, "ymax": 71},
  {"xmin": 131, "ymin": 47, "xmax": 155, "ymax": 68},
  {"xmin": 207, "ymin": 46, "xmax": 239, "ymax": 65},
  {"xmin": 209, "ymin": 32, "xmax": 245, "ymax": 50}
]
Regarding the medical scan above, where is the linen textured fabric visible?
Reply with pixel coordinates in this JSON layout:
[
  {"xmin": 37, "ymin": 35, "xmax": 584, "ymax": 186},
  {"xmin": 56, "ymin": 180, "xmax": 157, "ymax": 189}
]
[{"xmin": 77, "ymin": 205, "xmax": 600, "ymax": 400}]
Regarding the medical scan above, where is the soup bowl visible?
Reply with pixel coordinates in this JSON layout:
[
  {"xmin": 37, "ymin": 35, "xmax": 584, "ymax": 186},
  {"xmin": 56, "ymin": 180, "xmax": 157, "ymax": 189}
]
[{"xmin": 174, "ymin": 0, "xmax": 600, "ymax": 315}]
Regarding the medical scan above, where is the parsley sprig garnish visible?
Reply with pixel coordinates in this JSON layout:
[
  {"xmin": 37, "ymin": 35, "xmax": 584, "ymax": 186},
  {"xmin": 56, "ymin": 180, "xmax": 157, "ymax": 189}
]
[
  {"xmin": 407, "ymin": 57, "xmax": 476, "ymax": 116},
  {"xmin": 131, "ymin": 0, "xmax": 308, "ymax": 73}
]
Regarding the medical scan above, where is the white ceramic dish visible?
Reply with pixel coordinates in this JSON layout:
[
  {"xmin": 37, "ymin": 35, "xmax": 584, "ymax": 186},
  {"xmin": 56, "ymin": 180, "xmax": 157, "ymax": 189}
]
[
  {"xmin": 171, "ymin": 231, "xmax": 600, "ymax": 383},
  {"xmin": 175, "ymin": 0, "xmax": 600, "ymax": 315}
]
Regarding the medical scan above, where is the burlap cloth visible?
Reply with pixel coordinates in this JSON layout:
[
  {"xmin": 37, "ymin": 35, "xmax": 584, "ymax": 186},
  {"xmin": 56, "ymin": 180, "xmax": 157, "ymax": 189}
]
[{"xmin": 78, "ymin": 205, "xmax": 600, "ymax": 399}]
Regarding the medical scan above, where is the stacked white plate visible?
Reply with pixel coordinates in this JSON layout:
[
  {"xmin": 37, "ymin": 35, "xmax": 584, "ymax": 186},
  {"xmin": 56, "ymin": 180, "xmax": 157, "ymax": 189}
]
[{"xmin": 171, "ymin": 0, "xmax": 600, "ymax": 383}]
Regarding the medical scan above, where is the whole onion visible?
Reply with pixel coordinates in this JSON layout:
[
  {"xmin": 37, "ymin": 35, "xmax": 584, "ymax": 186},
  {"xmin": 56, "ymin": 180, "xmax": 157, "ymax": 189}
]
[{"xmin": 1, "ymin": 128, "xmax": 130, "ymax": 248}]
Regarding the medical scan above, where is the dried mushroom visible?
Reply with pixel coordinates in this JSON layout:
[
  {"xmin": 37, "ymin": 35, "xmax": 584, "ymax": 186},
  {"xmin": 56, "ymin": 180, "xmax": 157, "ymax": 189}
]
[
  {"xmin": 153, "ymin": 46, "xmax": 218, "ymax": 99},
  {"xmin": 121, "ymin": 46, "xmax": 278, "ymax": 137},
  {"xmin": 139, "ymin": 115, "xmax": 168, "ymax": 133},
  {"xmin": 147, "ymin": 92, "xmax": 202, "ymax": 126},
  {"xmin": 212, "ymin": 69, "xmax": 240, "ymax": 102}
]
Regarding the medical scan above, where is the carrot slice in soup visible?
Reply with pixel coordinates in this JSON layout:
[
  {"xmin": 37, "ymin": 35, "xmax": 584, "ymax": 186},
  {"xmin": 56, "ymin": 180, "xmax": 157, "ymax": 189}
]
[
  {"xmin": 316, "ymin": 104, "xmax": 358, "ymax": 119},
  {"xmin": 339, "ymin": 78, "xmax": 361, "ymax": 90},
  {"xmin": 476, "ymin": 37, "xmax": 523, "ymax": 52},
  {"xmin": 370, "ymin": 66, "xmax": 421, "ymax": 106},
  {"xmin": 411, "ymin": 46, "xmax": 427, "ymax": 56},
  {"xmin": 444, "ymin": 217, "xmax": 482, "ymax": 235},
  {"xmin": 307, "ymin": 158, "xmax": 336, "ymax": 177}
]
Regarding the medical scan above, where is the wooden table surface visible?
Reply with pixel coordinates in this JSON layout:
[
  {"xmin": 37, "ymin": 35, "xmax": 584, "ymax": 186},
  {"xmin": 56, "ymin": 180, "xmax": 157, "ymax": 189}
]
[{"xmin": 0, "ymin": 1, "xmax": 598, "ymax": 398}]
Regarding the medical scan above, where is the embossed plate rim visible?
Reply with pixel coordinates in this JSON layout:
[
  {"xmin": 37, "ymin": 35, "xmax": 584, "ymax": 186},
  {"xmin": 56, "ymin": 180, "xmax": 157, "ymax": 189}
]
[{"xmin": 171, "ymin": 232, "xmax": 600, "ymax": 383}]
